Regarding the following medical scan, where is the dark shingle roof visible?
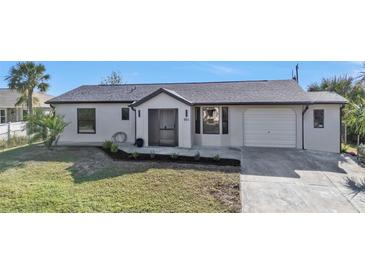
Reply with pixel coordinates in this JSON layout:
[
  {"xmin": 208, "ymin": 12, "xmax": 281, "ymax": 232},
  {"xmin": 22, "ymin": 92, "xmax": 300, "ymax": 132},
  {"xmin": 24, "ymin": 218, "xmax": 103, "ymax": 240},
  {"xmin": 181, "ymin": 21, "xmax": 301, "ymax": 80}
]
[
  {"xmin": 306, "ymin": 91, "xmax": 348, "ymax": 104},
  {"xmin": 47, "ymin": 80, "xmax": 347, "ymax": 105}
]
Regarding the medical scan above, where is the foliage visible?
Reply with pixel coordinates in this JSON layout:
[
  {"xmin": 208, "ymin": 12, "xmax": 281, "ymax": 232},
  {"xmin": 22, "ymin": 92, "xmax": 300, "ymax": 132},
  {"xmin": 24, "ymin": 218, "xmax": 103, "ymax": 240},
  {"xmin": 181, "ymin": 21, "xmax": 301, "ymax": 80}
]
[
  {"xmin": 130, "ymin": 151, "xmax": 139, "ymax": 159},
  {"xmin": 110, "ymin": 143, "xmax": 118, "ymax": 153},
  {"xmin": 341, "ymin": 143, "xmax": 350, "ymax": 154},
  {"xmin": 101, "ymin": 71, "xmax": 123, "ymax": 85},
  {"xmin": 5, "ymin": 62, "xmax": 50, "ymax": 115},
  {"xmin": 103, "ymin": 140, "xmax": 113, "ymax": 150},
  {"xmin": 307, "ymin": 75, "xmax": 354, "ymax": 96},
  {"xmin": 0, "ymin": 135, "xmax": 29, "ymax": 150},
  {"xmin": 26, "ymin": 109, "xmax": 68, "ymax": 148},
  {"xmin": 213, "ymin": 154, "xmax": 220, "ymax": 161},
  {"xmin": 357, "ymin": 62, "xmax": 365, "ymax": 85},
  {"xmin": 344, "ymin": 98, "xmax": 365, "ymax": 145}
]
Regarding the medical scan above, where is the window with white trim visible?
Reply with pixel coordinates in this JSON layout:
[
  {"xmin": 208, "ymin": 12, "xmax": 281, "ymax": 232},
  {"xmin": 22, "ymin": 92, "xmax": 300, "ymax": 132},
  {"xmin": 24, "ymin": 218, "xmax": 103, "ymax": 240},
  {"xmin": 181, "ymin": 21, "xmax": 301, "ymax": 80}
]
[
  {"xmin": 314, "ymin": 109, "xmax": 324, "ymax": 128},
  {"xmin": 0, "ymin": 109, "xmax": 6, "ymax": 124},
  {"xmin": 203, "ymin": 107, "xmax": 220, "ymax": 134}
]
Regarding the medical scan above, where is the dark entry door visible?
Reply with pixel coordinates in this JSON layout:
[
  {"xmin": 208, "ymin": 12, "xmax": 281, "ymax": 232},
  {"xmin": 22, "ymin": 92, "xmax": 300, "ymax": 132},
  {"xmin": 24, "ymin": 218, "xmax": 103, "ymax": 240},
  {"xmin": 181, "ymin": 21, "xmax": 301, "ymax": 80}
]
[{"xmin": 148, "ymin": 109, "xmax": 178, "ymax": 146}]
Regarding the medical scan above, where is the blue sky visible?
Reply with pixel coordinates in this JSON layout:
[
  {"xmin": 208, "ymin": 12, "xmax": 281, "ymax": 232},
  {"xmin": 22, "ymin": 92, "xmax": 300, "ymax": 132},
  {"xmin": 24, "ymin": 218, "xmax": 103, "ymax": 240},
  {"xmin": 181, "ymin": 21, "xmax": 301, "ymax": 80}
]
[{"xmin": 0, "ymin": 61, "xmax": 363, "ymax": 96}]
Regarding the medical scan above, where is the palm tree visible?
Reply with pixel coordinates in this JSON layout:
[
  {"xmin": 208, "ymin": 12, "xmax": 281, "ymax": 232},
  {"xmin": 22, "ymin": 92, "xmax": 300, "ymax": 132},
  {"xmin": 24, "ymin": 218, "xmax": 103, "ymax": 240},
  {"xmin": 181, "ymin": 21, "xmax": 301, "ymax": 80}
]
[
  {"xmin": 308, "ymin": 75, "xmax": 354, "ymax": 96},
  {"xmin": 5, "ymin": 62, "xmax": 50, "ymax": 115},
  {"xmin": 357, "ymin": 62, "xmax": 365, "ymax": 85},
  {"xmin": 344, "ymin": 98, "xmax": 365, "ymax": 146}
]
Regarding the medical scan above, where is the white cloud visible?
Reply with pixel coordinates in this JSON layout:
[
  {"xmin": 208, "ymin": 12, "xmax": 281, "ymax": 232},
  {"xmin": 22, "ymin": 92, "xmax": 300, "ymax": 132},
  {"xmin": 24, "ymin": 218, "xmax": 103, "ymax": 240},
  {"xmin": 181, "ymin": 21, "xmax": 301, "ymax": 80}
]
[
  {"xmin": 172, "ymin": 62, "xmax": 246, "ymax": 77},
  {"xmin": 197, "ymin": 63, "xmax": 245, "ymax": 76}
]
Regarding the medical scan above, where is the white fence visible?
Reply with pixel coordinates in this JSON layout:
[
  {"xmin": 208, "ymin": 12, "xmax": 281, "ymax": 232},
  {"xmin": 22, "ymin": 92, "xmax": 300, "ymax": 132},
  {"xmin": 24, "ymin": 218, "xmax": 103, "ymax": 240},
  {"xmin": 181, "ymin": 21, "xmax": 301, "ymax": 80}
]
[{"xmin": 0, "ymin": 121, "xmax": 27, "ymax": 141}]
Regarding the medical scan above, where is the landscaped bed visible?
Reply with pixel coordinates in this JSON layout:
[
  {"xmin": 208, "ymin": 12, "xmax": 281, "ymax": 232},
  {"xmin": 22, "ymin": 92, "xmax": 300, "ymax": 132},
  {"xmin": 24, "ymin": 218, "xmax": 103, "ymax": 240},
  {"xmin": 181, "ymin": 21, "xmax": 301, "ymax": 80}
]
[
  {"xmin": 0, "ymin": 145, "xmax": 241, "ymax": 212},
  {"xmin": 101, "ymin": 147, "xmax": 241, "ymax": 166}
]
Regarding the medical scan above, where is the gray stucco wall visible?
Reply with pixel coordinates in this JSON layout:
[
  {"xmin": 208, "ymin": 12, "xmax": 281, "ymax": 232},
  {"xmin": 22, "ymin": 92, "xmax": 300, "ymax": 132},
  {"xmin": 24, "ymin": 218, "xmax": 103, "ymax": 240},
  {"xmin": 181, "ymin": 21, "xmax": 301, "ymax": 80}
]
[{"xmin": 303, "ymin": 104, "xmax": 341, "ymax": 153}]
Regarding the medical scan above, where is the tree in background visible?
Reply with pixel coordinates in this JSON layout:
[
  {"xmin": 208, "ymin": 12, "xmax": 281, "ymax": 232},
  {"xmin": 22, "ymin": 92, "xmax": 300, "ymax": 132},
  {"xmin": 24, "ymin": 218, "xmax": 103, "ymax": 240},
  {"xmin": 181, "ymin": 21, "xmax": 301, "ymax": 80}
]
[
  {"xmin": 308, "ymin": 75, "xmax": 354, "ymax": 96},
  {"xmin": 344, "ymin": 98, "xmax": 365, "ymax": 146},
  {"xmin": 307, "ymin": 70, "xmax": 365, "ymax": 146},
  {"xmin": 6, "ymin": 62, "xmax": 50, "ymax": 115},
  {"xmin": 101, "ymin": 71, "xmax": 123, "ymax": 85},
  {"xmin": 357, "ymin": 62, "xmax": 365, "ymax": 85}
]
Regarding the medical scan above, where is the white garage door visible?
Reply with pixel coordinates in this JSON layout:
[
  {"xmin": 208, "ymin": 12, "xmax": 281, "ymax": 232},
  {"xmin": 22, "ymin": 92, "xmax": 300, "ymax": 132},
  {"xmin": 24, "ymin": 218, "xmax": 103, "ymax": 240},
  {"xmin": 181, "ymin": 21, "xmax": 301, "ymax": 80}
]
[{"xmin": 243, "ymin": 108, "xmax": 296, "ymax": 148}]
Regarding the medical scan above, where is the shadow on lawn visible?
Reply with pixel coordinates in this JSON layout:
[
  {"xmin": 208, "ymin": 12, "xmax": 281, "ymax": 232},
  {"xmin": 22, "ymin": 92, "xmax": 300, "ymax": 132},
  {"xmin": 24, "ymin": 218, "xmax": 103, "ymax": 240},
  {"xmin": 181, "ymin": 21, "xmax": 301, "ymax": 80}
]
[{"xmin": 0, "ymin": 144, "xmax": 239, "ymax": 184}]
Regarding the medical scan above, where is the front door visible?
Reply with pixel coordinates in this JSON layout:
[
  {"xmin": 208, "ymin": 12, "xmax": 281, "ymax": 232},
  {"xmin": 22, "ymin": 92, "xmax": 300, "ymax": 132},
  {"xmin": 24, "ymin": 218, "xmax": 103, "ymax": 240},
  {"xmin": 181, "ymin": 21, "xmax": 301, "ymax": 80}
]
[{"xmin": 148, "ymin": 109, "xmax": 178, "ymax": 146}]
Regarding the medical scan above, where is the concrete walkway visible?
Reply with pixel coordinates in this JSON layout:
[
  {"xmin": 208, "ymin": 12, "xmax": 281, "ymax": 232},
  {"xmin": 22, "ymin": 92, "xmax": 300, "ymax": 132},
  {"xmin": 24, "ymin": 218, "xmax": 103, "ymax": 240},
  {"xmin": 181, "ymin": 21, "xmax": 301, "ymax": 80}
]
[
  {"xmin": 240, "ymin": 147, "xmax": 365, "ymax": 213},
  {"xmin": 118, "ymin": 144, "xmax": 241, "ymax": 160}
]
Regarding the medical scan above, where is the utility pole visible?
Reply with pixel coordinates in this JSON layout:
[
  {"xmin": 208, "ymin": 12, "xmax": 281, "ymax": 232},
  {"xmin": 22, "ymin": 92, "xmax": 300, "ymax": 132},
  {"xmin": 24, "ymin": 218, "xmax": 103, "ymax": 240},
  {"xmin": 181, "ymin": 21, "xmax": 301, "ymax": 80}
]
[{"xmin": 295, "ymin": 64, "xmax": 299, "ymax": 84}]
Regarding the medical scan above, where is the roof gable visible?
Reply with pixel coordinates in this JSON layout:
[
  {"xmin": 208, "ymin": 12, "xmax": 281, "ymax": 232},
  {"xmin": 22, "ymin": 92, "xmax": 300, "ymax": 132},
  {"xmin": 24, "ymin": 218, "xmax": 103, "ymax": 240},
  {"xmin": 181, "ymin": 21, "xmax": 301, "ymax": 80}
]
[{"xmin": 130, "ymin": 88, "xmax": 192, "ymax": 107}]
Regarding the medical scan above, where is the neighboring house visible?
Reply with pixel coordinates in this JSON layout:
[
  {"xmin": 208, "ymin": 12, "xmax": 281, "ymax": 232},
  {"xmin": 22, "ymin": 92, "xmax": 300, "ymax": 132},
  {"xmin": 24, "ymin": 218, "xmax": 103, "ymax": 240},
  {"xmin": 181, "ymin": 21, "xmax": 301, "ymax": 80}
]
[
  {"xmin": 0, "ymin": 88, "xmax": 54, "ymax": 123},
  {"xmin": 47, "ymin": 80, "xmax": 347, "ymax": 153}
]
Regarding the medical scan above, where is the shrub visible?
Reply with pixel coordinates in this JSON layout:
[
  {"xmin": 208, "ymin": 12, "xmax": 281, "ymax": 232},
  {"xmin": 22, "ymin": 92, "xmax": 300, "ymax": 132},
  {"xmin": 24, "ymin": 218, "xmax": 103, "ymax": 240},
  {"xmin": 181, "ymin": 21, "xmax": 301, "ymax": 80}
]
[
  {"xmin": 170, "ymin": 153, "xmax": 179, "ymax": 160},
  {"xmin": 150, "ymin": 150, "xmax": 156, "ymax": 159},
  {"xmin": 213, "ymin": 154, "xmax": 220, "ymax": 161},
  {"xmin": 194, "ymin": 151, "xmax": 200, "ymax": 161},
  {"xmin": 26, "ymin": 109, "xmax": 68, "ymax": 148},
  {"xmin": 341, "ymin": 144, "xmax": 349, "ymax": 153},
  {"xmin": 103, "ymin": 140, "xmax": 113, "ymax": 150},
  {"xmin": 130, "ymin": 151, "xmax": 139, "ymax": 160},
  {"xmin": 110, "ymin": 143, "xmax": 118, "ymax": 153}
]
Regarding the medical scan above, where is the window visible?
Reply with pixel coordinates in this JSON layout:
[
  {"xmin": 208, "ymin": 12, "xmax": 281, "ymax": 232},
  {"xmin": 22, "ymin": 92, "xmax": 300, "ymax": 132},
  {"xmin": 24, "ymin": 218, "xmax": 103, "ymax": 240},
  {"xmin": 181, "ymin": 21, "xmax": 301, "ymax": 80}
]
[
  {"xmin": 222, "ymin": 107, "xmax": 228, "ymax": 134},
  {"xmin": 185, "ymin": 109, "xmax": 188, "ymax": 118},
  {"xmin": 195, "ymin": 107, "xmax": 201, "ymax": 134},
  {"xmin": 314, "ymin": 109, "xmax": 324, "ymax": 128},
  {"xmin": 121, "ymin": 108, "xmax": 129, "ymax": 120},
  {"xmin": 22, "ymin": 110, "xmax": 28, "ymax": 120},
  {"xmin": 138, "ymin": 110, "xmax": 141, "ymax": 117},
  {"xmin": 203, "ymin": 107, "xmax": 219, "ymax": 134},
  {"xmin": 0, "ymin": 109, "xmax": 5, "ymax": 124},
  {"xmin": 77, "ymin": 108, "xmax": 96, "ymax": 134}
]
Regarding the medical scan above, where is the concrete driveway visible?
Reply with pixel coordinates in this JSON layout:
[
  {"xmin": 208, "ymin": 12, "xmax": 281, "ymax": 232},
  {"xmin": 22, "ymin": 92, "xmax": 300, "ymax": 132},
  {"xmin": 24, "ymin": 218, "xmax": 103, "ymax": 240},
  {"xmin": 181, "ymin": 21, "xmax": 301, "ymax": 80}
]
[{"xmin": 240, "ymin": 147, "xmax": 365, "ymax": 213}]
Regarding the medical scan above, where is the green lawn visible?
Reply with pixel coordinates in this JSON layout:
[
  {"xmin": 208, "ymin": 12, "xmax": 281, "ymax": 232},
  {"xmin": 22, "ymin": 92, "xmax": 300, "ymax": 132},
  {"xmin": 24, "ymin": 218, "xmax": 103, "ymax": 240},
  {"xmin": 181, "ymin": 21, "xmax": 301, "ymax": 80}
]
[{"xmin": 0, "ymin": 145, "xmax": 240, "ymax": 213}]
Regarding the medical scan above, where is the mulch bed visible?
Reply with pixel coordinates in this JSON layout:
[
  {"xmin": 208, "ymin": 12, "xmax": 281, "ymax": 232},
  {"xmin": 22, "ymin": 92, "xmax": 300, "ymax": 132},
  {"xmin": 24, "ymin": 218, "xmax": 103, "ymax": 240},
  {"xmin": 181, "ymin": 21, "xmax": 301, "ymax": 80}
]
[{"xmin": 101, "ymin": 147, "xmax": 240, "ymax": 166}]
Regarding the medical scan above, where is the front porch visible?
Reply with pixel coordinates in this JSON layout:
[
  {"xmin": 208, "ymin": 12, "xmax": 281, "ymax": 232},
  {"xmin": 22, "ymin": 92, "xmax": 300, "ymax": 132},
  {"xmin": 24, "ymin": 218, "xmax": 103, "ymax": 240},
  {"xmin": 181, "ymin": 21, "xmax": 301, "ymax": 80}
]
[{"xmin": 118, "ymin": 143, "xmax": 242, "ymax": 160}]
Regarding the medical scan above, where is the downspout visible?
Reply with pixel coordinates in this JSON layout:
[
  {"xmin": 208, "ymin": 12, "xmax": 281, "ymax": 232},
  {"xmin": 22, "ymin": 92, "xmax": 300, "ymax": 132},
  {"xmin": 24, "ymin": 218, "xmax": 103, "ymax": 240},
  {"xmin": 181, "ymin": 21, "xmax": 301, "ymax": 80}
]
[
  {"xmin": 131, "ymin": 105, "xmax": 137, "ymax": 144},
  {"xmin": 302, "ymin": 105, "xmax": 309, "ymax": 150},
  {"xmin": 340, "ymin": 105, "xmax": 344, "ymax": 153}
]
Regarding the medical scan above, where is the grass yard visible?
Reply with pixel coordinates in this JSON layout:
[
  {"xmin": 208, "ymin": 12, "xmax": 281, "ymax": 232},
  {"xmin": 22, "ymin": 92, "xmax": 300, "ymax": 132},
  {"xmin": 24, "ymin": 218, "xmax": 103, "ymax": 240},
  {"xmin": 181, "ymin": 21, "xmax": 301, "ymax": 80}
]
[{"xmin": 0, "ymin": 145, "xmax": 240, "ymax": 213}]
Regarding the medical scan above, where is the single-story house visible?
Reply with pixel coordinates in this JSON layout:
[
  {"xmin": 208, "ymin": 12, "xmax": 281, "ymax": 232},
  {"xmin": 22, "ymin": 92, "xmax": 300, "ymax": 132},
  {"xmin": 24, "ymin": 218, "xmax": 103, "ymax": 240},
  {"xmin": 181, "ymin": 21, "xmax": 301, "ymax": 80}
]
[
  {"xmin": 0, "ymin": 88, "xmax": 54, "ymax": 124},
  {"xmin": 47, "ymin": 79, "xmax": 347, "ymax": 153}
]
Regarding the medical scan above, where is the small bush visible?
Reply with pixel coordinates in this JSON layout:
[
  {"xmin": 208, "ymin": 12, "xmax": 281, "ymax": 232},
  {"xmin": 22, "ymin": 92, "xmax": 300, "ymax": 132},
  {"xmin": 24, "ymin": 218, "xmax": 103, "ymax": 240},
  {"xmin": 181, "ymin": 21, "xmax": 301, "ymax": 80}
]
[
  {"xmin": 130, "ymin": 152, "xmax": 139, "ymax": 160},
  {"xmin": 103, "ymin": 140, "xmax": 113, "ymax": 150},
  {"xmin": 170, "ymin": 153, "xmax": 179, "ymax": 160},
  {"xmin": 150, "ymin": 150, "xmax": 156, "ymax": 159},
  {"xmin": 213, "ymin": 154, "xmax": 220, "ymax": 161},
  {"xmin": 110, "ymin": 143, "xmax": 118, "ymax": 153},
  {"xmin": 194, "ymin": 151, "xmax": 200, "ymax": 161},
  {"xmin": 341, "ymin": 144, "xmax": 349, "ymax": 153}
]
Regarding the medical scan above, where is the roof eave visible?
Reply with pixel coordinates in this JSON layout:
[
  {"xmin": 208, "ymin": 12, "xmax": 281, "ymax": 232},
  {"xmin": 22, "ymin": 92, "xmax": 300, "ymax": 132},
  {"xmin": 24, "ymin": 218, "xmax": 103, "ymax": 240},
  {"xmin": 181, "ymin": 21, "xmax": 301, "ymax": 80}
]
[
  {"xmin": 46, "ymin": 100, "xmax": 134, "ymax": 104},
  {"xmin": 130, "ymin": 88, "xmax": 192, "ymax": 107}
]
